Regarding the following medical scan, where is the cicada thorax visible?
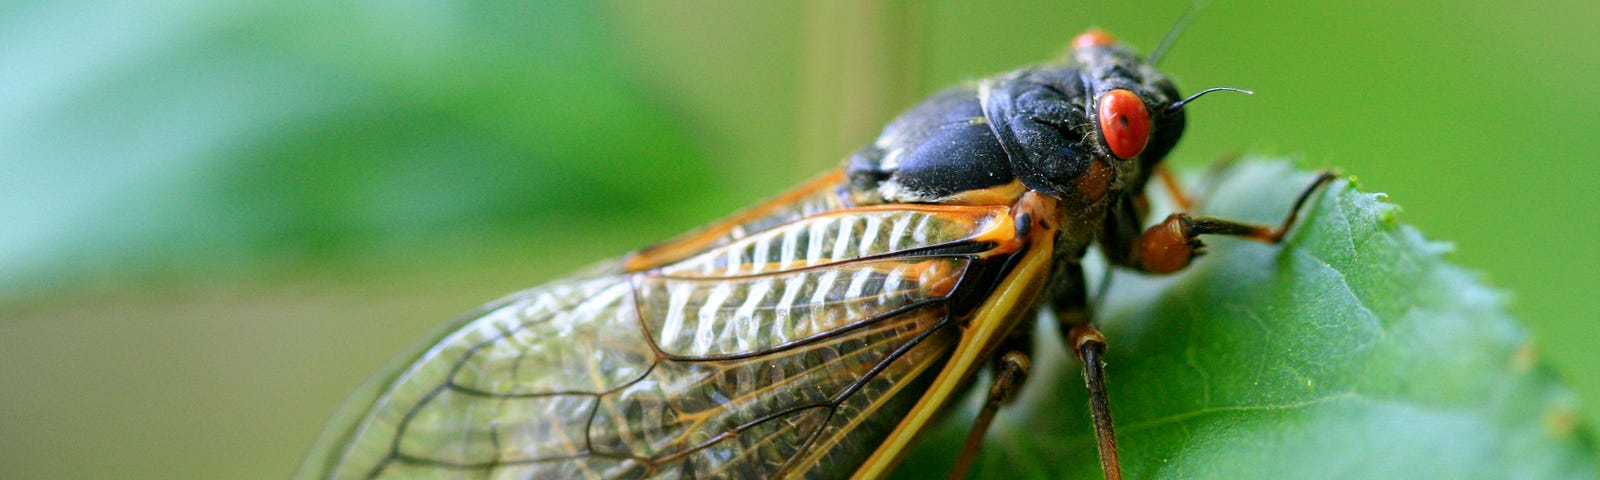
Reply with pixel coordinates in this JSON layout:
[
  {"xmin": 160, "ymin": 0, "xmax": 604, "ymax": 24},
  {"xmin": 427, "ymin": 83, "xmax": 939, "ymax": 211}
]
[{"xmin": 845, "ymin": 36, "xmax": 1186, "ymax": 269}]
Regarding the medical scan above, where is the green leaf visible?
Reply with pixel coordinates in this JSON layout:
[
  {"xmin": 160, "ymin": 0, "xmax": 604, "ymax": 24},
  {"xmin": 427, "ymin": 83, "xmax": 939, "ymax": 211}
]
[{"xmin": 897, "ymin": 160, "xmax": 1598, "ymax": 479}]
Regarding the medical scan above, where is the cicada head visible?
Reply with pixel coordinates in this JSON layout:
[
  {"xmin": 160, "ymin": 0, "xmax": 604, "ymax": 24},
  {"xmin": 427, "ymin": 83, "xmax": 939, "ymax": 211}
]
[
  {"xmin": 844, "ymin": 29, "xmax": 1242, "ymax": 216},
  {"xmin": 1070, "ymin": 29, "xmax": 1188, "ymax": 192}
]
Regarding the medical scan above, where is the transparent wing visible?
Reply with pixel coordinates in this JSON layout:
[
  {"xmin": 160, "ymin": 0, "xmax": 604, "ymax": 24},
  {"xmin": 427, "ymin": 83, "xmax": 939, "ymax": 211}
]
[{"xmin": 306, "ymin": 179, "xmax": 1030, "ymax": 480}]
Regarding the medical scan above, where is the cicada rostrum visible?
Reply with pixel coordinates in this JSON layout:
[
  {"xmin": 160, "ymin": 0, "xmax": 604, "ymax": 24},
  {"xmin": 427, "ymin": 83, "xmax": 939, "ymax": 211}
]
[{"xmin": 298, "ymin": 28, "xmax": 1334, "ymax": 480}]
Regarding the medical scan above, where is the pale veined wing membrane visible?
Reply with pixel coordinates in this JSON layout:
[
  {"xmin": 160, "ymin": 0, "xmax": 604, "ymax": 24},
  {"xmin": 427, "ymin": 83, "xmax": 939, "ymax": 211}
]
[
  {"xmin": 323, "ymin": 201, "xmax": 1023, "ymax": 479},
  {"xmin": 328, "ymin": 270, "xmax": 640, "ymax": 476}
]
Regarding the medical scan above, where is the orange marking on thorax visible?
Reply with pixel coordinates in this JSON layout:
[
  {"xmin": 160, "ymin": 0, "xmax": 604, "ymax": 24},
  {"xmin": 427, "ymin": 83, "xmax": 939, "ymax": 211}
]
[{"xmin": 938, "ymin": 180, "xmax": 1028, "ymax": 206}]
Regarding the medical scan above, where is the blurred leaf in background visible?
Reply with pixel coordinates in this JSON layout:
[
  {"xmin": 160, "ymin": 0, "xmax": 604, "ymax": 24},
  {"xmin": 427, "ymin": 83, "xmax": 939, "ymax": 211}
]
[{"xmin": 1, "ymin": 0, "xmax": 1595, "ymax": 479}]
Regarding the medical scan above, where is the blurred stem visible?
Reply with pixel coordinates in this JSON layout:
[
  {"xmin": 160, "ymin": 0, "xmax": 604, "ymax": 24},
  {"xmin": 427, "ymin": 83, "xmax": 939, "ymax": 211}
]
[{"xmin": 796, "ymin": 0, "xmax": 928, "ymax": 175}]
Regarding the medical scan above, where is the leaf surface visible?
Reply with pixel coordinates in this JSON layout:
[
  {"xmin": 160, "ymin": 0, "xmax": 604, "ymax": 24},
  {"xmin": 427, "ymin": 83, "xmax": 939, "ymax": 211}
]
[{"xmin": 898, "ymin": 160, "xmax": 1598, "ymax": 479}]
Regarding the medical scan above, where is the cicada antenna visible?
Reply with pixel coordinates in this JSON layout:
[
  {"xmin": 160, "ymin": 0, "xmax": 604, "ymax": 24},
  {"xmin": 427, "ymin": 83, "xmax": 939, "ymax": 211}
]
[
  {"xmin": 1147, "ymin": 0, "xmax": 1209, "ymax": 66},
  {"xmin": 1164, "ymin": 87, "xmax": 1253, "ymax": 114}
]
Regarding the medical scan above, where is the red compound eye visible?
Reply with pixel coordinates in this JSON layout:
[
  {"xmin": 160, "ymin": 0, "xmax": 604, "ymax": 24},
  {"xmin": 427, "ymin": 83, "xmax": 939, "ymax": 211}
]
[{"xmin": 1097, "ymin": 89, "xmax": 1150, "ymax": 159}]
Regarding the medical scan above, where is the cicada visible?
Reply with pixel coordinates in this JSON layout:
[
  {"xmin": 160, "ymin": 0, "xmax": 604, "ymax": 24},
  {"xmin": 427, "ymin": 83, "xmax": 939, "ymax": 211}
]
[{"xmin": 298, "ymin": 29, "xmax": 1333, "ymax": 480}]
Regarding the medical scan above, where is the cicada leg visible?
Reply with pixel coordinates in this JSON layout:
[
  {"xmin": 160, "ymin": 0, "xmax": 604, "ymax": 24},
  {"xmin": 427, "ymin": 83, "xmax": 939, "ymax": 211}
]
[
  {"xmin": 1158, "ymin": 153, "xmax": 1268, "ymax": 214},
  {"xmin": 1068, "ymin": 323, "xmax": 1119, "ymax": 480},
  {"xmin": 1050, "ymin": 262, "xmax": 1124, "ymax": 480},
  {"xmin": 1131, "ymin": 170, "xmax": 1338, "ymax": 274},
  {"xmin": 1153, "ymin": 165, "xmax": 1194, "ymax": 212},
  {"xmin": 948, "ymin": 350, "xmax": 1033, "ymax": 480},
  {"xmin": 1065, "ymin": 170, "xmax": 1337, "ymax": 480}
]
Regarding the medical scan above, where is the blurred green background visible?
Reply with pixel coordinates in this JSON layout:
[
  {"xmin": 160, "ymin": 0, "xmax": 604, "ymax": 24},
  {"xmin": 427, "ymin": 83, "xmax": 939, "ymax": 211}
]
[{"xmin": 2, "ymin": 1, "xmax": 1595, "ymax": 478}]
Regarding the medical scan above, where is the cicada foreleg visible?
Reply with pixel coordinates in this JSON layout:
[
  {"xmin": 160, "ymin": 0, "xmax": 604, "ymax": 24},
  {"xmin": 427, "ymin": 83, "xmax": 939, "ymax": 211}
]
[
  {"xmin": 1128, "ymin": 170, "xmax": 1338, "ymax": 274},
  {"xmin": 1153, "ymin": 165, "xmax": 1194, "ymax": 212},
  {"xmin": 1155, "ymin": 153, "xmax": 1252, "ymax": 213}
]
